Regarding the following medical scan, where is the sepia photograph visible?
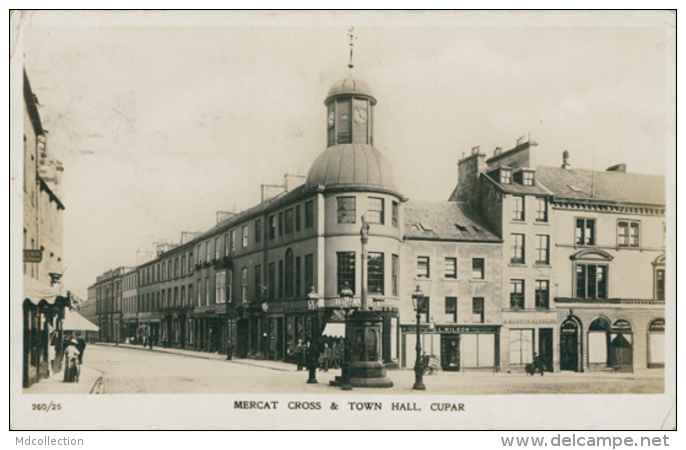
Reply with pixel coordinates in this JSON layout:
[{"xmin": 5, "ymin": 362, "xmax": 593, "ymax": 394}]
[{"xmin": 10, "ymin": 10, "xmax": 676, "ymax": 432}]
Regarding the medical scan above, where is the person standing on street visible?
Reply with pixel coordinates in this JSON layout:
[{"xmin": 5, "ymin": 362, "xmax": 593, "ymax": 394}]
[
  {"xmin": 295, "ymin": 340, "xmax": 304, "ymax": 371},
  {"xmin": 63, "ymin": 340, "xmax": 80, "ymax": 383},
  {"xmin": 76, "ymin": 333, "xmax": 86, "ymax": 364},
  {"xmin": 533, "ymin": 353, "xmax": 545, "ymax": 376}
]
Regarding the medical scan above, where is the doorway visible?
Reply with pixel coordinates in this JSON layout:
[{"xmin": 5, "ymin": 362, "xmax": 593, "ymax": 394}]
[
  {"xmin": 236, "ymin": 318, "xmax": 249, "ymax": 358},
  {"xmin": 560, "ymin": 319, "xmax": 579, "ymax": 371},
  {"xmin": 440, "ymin": 335, "xmax": 460, "ymax": 371},
  {"xmin": 538, "ymin": 328, "xmax": 553, "ymax": 372}
]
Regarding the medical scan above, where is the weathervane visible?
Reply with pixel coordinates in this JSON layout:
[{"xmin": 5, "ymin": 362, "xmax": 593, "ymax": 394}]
[{"xmin": 347, "ymin": 27, "xmax": 357, "ymax": 69}]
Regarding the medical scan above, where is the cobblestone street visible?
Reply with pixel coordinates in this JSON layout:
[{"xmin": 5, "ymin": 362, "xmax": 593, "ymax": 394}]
[{"xmin": 53, "ymin": 344, "xmax": 665, "ymax": 396}]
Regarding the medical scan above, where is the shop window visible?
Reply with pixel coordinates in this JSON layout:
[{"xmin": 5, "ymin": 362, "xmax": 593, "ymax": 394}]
[
  {"xmin": 535, "ymin": 280, "xmax": 549, "ymax": 309},
  {"xmin": 337, "ymin": 197, "xmax": 356, "ymax": 224},
  {"xmin": 337, "ymin": 252, "xmax": 356, "ymax": 295},
  {"xmin": 575, "ymin": 218, "xmax": 595, "ymax": 246},
  {"xmin": 472, "ymin": 297, "xmax": 484, "ymax": 323},
  {"xmin": 444, "ymin": 257, "xmax": 457, "ymax": 279},
  {"xmin": 648, "ymin": 319, "xmax": 665, "ymax": 367},
  {"xmin": 510, "ymin": 280, "xmax": 524, "ymax": 310},
  {"xmin": 509, "ymin": 329, "xmax": 534, "ymax": 365},
  {"xmin": 417, "ymin": 256, "xmax": 430, "ymax": 278},
  {"xmin": 575, "ymin": 264, "xmax": 608, "ymax": 299},
  {"xmin": 368, "ymin": 197, "xmax": 384, "ymax": 224},
  {"xmin": 510, "ymin": 234, "xmax": 525, "ymax": 264},
  {"xmin": 444, "ymin": 297, "xmax": 457, "ymax": 323},
  {"xmin": 513, "ymin": 196, "xmax": 525, "ymax": 221}
]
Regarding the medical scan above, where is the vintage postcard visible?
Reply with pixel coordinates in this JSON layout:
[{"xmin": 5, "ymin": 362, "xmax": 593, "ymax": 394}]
[{"xmin": 10, "ymin": 10, "xmax": 676, "ymax": 431}]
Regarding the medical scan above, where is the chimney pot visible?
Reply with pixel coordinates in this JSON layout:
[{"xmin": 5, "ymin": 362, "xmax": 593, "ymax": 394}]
[
  {"xmin": 562, "ymin": 150, "xmax": 571, "ymax": 169},
  {"xmin": 494, "ymin": 147, "xmax": 502, "ymax": 156}
]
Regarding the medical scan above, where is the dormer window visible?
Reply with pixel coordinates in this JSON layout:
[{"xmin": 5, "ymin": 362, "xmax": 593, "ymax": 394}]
[
  {"xmin": 523, "ymin": 171, "xmax": 535, "ymax": 186},
  {"xmin": 501, "ymin": 170, "xmax": 512, "ymax": 184}
]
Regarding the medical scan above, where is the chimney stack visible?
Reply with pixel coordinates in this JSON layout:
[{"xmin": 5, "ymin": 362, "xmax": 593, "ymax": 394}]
[
  {"xmin": 561, "ymin": 150, "xmax": 571, "ymax": 169},
  {"xmin": 494, "ymin": 147, "xmax": 502, "ymax": 157},
  {"xmin": 216, "ymin": 211, "xmax": 237, "ymax": 224}
]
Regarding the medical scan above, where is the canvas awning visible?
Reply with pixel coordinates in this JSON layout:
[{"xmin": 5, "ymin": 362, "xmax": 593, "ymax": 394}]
[
  {"xmin": 322, "ymin": 322, "xmax": 346, "ymax": 338},
  {"xmin": 23, "ymin": 276, "xmax": 70, "ymax": 307},
  {"xmin": 63, "ymin": 308, "xmax": 99, "ymax": 331}
]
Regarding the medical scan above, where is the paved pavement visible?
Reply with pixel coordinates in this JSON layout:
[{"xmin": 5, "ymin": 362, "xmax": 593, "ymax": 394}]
[{"xmin": 22, "ymin": 343, "xmax": 664, "ymax": 395}]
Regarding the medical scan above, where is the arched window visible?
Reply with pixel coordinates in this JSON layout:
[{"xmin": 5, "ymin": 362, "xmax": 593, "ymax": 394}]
[
  {"xmin": 647, "ymin": 319, "xmax": 665, "ymax": 368},
  {"xmin": 588, "ymin": 317, "xmax": 611, "ymax": 366},
  {"xmin": 285, "ymin": 249, "xmax": 294, "ymax": 298}
]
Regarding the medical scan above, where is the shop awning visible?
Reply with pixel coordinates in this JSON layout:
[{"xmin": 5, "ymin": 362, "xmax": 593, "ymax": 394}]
[
  {"xmin": 63, "ymin": 308, "xmax": 100, "ymax": 331},
  {"xmin": 23, "ymin": 276, "xmax": 70, "ymax": 307},
  {"xmin": 322, "ymin": 322, "xmax": 346, "ymax": 338}
]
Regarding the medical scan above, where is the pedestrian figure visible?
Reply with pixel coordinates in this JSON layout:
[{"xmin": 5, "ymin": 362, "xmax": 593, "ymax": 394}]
[
  {"xmin": 63, "ymin": 340, "xmax": 80, "ymax": 383},
  {"xmin": 322, "ymin": 342, "xmax": 331, "ymax": 372},
  {"xmin": 295, "ymin": 340, "xmax": 304, "ymax": 371},
  {"xmin": 533, "ymin": 353, "xmax": 545, "ymax": 376},
  {"xmin": 76, "ymin": 333, "xmax": 86, "ymax": 365}
]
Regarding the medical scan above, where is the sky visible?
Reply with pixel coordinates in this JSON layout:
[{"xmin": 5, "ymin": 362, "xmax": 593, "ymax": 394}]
[{"xmin": 15, "ymin": 11, "xmax": 674, "ymax": 300}]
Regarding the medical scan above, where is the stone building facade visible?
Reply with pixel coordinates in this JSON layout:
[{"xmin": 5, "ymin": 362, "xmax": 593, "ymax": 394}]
[
  {"xmin": 22, "ymin": 69, "xmax": 70, "ymax": 387},
  {"xmin": 451, "ymin": 139, "xmax": 666, "ymax": 373}
]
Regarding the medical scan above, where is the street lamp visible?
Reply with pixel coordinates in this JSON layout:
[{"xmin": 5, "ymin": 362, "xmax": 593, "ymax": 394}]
[
  {"xmin": 306, "ymin": 286, "xmax": 319, "ymax": 384},
  {"xmin": 412, "ymin": 285, "xmax": 426, "ymax": 390},
  {"xmin": 339, "ymin": 282, "xmax": 354, "ymax": 391}
]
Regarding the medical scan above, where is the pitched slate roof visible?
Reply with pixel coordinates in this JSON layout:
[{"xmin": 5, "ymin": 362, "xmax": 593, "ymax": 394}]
[
  {"xmin": 404, "ymin": 201, "xmax": 500, "ymax": 242},
  {"xmin": 536, "ymin": 167, "xmax": 665, "ymax": 206}
]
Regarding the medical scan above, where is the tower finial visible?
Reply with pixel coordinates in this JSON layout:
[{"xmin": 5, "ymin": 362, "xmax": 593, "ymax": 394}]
[{"xmin": 347, "ymin": 27, "xmax": 357, "ymax": 69}]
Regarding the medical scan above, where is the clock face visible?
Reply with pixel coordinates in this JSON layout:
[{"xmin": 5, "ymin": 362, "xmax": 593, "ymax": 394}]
[
  {"xmin": 354, "ymin": 107, "xmax": 368, "ymax": 124},
  {"xmin": 328, "ymin": 110, "xmax": 335, "ymax": 128}
]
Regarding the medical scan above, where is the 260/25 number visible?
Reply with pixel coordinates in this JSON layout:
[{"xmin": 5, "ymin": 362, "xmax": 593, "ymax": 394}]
[{"xmin": 32, "ymin": 403, "xmax": 61, "ymax": 412}]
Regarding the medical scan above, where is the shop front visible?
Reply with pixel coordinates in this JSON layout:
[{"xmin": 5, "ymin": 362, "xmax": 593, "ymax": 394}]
[{"xmin": 401, "ymin": 324, "xmax": 501, "ymax": 372}]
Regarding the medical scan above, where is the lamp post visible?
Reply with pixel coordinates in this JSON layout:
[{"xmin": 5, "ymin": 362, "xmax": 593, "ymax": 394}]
[
  {"xmin": 339, "ymin": 282, "xmax": 354, "ymax": 391},
  {"xmin": 412, "ymin": 285, "xmax": 426, "ymax": 390},
  {"xmin": 306, "ymin": 286, "xmax": 319, "ymax": 384}
]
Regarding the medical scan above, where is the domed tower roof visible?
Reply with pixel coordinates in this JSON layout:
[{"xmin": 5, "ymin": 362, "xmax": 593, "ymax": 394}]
[
  {"xmin": 305, "ymin": 143, "xmax": 397, "ymax": 193},
  {"xmin": 325, "ymin": 73, "xmax": 377, "ymax": 105}
]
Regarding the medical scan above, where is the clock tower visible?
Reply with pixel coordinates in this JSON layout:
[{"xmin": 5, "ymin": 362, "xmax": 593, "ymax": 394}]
[{"xmin": 325, "ymin": 74, "xmax": 376, "ymax": 147}]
